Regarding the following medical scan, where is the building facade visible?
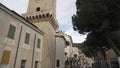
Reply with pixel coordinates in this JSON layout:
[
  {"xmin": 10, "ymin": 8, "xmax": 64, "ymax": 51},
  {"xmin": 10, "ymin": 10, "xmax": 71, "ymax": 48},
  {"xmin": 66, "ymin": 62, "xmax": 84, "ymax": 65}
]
[
  {"xmin": 73, "ymin": 43, "xmax": 94, "ymax": 68},
  {"xmin": 0, "ymin": 3, "xmax": 44, "ymax": 68},
  {"xmin": 0, "ymin": 0, "xmax": 71, "ymax": 68},
  {"xmin": 55, "ymin": 31, "xmax": 66, "ymax": 68},
  {"xmin": 22, "ymin": 0, "xmax": 59, "ymax": 68}
]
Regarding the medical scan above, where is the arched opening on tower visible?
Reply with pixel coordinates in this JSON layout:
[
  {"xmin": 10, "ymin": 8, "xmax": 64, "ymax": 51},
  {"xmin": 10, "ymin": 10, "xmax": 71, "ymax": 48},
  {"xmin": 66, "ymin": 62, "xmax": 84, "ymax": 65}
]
[{"xmin": 36, "ymin": 7, "xmax": 40, "ymax": 11}]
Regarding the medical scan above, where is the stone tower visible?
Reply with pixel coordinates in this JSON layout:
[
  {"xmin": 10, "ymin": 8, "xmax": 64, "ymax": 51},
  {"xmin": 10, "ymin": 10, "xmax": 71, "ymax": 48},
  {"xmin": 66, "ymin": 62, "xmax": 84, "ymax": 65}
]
[
  {"xmin": 22, "ymin": 0, "xmax": 59, "ymax": 68},
  {"xmin": 27, "ymin": 0, "xmax": 56, "ymax": 16}
]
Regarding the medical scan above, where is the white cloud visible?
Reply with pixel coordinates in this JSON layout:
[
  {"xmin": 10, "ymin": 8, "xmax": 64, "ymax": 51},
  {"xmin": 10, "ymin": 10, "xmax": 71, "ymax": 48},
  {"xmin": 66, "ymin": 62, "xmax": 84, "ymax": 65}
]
[
  {"xmin": 57, "ymin": 0, "xmax": 76, "ymax": 25},
  {"xmin": 57, "ymin": 0, "xmax": 87, "ymax": 43},
  {"xmin": 1, "ymin": 0, "xmax": 28, "ymax": 14},
  {"xmin": 0, "ymin": 0, "xmax": 86, "ymax": 43},
  {"xmin": 65, "ymin": 28, "xmax": 87, "ymax": 43}
]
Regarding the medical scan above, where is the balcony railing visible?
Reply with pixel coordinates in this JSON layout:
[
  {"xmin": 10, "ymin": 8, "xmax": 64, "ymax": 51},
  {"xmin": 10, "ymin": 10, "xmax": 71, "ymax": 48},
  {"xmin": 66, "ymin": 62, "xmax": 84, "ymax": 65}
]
[{"xmin": 0, "ymin": 64, "xmax": 9, "ymax": 68}]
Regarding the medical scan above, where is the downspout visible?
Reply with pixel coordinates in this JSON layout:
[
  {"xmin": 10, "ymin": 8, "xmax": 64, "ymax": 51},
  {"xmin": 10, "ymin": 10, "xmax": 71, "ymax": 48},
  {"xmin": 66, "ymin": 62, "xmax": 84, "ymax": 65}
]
[
  {"xmin": 14, "ymin": 25, "xmax": 23, "ymax": 68},
  {"xmin": 55, "ymin": 36, "xmax": 56, "ymax": 68},
  {"xmin": 31, "ymin": 33, "xmax": 36, "ymax": 68}
]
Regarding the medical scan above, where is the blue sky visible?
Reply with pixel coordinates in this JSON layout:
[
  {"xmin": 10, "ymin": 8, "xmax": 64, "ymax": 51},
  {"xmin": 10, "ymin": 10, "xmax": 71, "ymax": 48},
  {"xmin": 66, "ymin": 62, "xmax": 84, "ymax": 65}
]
[{"xmin": 0, "ymin": 0, "xmax": 87, "ymax": 43}]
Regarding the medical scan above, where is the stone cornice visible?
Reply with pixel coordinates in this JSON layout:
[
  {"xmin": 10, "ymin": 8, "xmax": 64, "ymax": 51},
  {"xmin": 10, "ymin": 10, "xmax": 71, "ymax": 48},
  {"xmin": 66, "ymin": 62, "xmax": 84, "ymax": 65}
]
[
  {"xmin": 22, "ymin": 10, "xmax": 59, "ymax": 30},
  {"xmin": 0, "ymin": 3, "xmax": 45, "ymax": 35}
]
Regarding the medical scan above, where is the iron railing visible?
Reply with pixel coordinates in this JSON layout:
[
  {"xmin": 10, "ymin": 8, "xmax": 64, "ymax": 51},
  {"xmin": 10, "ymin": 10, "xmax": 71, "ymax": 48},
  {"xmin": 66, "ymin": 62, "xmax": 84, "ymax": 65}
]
[{"xmin": 93, "ymin": 59, "xmax": 119, "ymax": 68}]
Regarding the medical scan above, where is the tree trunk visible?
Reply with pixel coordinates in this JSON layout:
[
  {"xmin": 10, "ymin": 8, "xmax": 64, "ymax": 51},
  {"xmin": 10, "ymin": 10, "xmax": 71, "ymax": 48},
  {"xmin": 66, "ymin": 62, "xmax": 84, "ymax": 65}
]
[{"xmin": 103, "ymin": 32, "xmax": 120, "ymax": 56}]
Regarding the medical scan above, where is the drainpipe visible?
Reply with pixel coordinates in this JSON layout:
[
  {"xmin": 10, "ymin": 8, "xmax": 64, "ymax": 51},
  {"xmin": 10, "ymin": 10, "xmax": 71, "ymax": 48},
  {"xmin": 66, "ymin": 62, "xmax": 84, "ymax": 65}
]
[
  {"xmin": 55, "ymin": 36, "xmax": 56, "ymax": 68},
  {"xmin": 31, "ymin": 33, "xmax": 36, "ymax": 68},
  {"xmin": 14, "ymin": 25, "xmax": 23, "ymax": 68}
]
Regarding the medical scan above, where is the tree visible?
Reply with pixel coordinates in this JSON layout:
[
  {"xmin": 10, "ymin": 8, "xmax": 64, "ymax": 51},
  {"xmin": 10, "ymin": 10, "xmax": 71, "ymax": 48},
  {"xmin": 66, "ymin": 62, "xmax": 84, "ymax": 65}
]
[
  {"xmin": 72, "ymin": 0, "xmax": 120, "ymax": 56},
  {"xmin": 80, "ymin": 43, "xmax": 95, "ymax": 58},
  {"xmin": 80, "ymin": 33, "xmax": 109, "ymax": 58}
]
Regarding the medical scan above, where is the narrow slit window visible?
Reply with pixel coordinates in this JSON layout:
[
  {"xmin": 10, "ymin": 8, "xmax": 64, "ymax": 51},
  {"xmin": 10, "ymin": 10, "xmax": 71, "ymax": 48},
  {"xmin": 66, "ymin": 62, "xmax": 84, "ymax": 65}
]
[
  {"xmin": 34, "ymin": 61, "xmax": 38, "ymax": 68},
  {"xmin": 37, "ymin": 38, "xmax": 41, "ymax": 48},
  {"xmin": 56, "ymin": 60, "xmax": 60, "ymax": 67},
  {"xmin": 36, "ymin": 7, "xmax": 40, "ymax": 11}
]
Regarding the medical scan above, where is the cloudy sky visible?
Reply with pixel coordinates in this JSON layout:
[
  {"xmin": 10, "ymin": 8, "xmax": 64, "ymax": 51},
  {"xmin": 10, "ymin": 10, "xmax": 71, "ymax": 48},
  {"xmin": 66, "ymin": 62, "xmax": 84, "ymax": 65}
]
[{"xmin": 0, "ymin": 0, "xmax": 87, "ymax": 43}]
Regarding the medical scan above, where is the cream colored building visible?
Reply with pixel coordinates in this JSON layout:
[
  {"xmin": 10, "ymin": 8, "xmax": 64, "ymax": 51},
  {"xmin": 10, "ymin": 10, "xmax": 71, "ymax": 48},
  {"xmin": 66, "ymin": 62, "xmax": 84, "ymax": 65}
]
[
  {"xmin": 0, "ymin": 3, "xmax": 44, "ymax": 68},
  {"xmin": 64, "ymin": 35, "xmax": 73, "ymax": 58},
  {"xmin": 22, "ymin": 0, "xmax": 59, "ymax": 68},
  {"xmin": 0, "ymin": 0, "xmax": 71, "ymax": 68},
  {"xmin": 55, "ymin": 31, "xmax": 66, "ymax": 68},
  {"xmin": 73, "ymin": 43, "xmax": 94, "ymax": 68}
]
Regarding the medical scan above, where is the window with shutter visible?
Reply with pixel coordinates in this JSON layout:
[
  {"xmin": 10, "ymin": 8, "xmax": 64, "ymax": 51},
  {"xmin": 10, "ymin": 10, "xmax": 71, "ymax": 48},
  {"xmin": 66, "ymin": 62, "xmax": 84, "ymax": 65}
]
[
  {"xmin": 7, "ymin": 25, "xmax": 16, "ymax": 39},
  {"xmin": 37, "ymin": 38, "xmax": 41, "ymax": 48},
  {"xmin": 24, "ymin": 33, "xmax": 30, "ymax": 44}
]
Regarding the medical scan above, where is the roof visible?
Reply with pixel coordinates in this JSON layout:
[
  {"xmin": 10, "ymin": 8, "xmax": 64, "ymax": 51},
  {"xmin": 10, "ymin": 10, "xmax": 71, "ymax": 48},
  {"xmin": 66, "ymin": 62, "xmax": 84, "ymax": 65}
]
[{"xmin": 0, "ymin": 3, "xmax": 44, "ymax": 35}]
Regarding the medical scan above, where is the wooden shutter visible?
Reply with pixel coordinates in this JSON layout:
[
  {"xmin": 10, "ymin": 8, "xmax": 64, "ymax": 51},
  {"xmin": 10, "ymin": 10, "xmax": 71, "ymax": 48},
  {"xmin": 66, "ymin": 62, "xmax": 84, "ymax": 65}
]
[{"xmin": 1, "ymin": 50, "xmax": 11, "ymax": 64}]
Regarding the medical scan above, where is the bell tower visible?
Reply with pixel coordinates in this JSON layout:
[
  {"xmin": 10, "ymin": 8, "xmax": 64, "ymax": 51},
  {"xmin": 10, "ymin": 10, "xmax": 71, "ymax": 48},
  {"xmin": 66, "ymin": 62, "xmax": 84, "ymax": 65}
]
[
  {"xmin": 22, "ymin": 0, "xmax": 58, "ymax": 68},
  {"xmin": 22, "ymin": 0, "xmax": 58, "ymax": 30},
  {"xmin": 27, "ymin": 0, "xmax": 56, "ymax": 16}
]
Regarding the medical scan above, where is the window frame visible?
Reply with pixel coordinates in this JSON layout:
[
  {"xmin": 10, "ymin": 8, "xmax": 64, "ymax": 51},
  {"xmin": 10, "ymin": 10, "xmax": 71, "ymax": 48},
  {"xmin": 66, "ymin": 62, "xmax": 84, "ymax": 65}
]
[
  {"xmin": 37, "ymin": 38, "xmax": 41, "ymax": 48},
  {"xmin": 20, "ymin": 60, "xmax": 26, "ymax": 68},
  {"xmin": 7, "ymin": 24, "xmax": 16, "ymax": 39},
  {"xmin": 34, "ymin": 61, "xmax": 39, "ymax": 68},
  {"xmin": 36, "ymin": 7, "xmax": 40, "ymax": 11},
  {"xmin": 24, "ymin": 33, "xmax": 30, "ymax": 44}
]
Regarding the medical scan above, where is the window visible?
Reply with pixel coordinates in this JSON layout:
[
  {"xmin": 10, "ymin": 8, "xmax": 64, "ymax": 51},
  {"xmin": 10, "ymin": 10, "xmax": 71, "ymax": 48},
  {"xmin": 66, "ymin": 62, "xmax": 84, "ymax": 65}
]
[
  {"xmin": 1, "ymin": 50, "xmax": 11, "ymax": 64},
  {"xmin": 7, "ymin": 25, "xmax": 16, "ymax": 39},
  {"xmin": 66, "ymin": 41, "xmax": 69, "ymax": 45},
  {"xmin": 21, "ymin": 60, "xmax": 26, "ymax": 68},
  {"xmin": 36, "ymin": 7, "xmax": 40, "ymax": 11},
  {"xmin": 34, "ymin": 61, "xmax": 38, "ymax": 68},
  {"xmin": 74, "ymin": 54, "xmax": 77, "ymax": 58},
  {"xmin": 37, "ymin": 38, "xmax": 41, "ymax": 48},
  {"xmin": 65, "ymin": 52, "xmax": 67, "ymax": 56},
  {"xmin": 56, "ymin": 60, "xmax": 60, "ymax": 67},
  {"xmin": 24, "ymin": 33, "xmax": 30, "ymax": 44}
]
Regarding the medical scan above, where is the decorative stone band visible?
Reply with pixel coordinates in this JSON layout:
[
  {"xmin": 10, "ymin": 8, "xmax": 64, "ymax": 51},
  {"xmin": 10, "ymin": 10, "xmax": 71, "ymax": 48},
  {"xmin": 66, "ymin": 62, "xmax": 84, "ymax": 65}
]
[{"xmin": 22, "ymin": 10, "xmax": 59, "ymax": 30}]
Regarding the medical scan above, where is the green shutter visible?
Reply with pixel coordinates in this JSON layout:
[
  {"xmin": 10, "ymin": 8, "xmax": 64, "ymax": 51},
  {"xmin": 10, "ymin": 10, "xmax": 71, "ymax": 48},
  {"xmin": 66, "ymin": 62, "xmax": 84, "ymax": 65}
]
[
  {"xmin": 7, "ymin": 25, "xmax": 16, "ymax": 39},
  {"xmin": 37, "ymin": 38, "xmax": 41, "ymax": 48},
  {"xmin": 24, "ymin": 33, "xmax": 30, "ymax": 44}
]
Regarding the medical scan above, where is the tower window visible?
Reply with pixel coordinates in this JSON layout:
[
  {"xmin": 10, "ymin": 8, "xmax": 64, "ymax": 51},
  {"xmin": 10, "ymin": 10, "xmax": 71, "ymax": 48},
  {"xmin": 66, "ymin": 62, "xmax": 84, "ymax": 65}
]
[{"xmin": 36, "ymin": 7, "xmax": 40, "ymax": 11}]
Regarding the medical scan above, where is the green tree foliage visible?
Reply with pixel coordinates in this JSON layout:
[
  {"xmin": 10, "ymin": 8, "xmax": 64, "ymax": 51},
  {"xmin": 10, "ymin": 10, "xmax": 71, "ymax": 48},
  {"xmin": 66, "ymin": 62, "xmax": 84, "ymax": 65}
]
[
  {"xmin": 72, "ymin": 0, "xmax": 120, "ymax": 34},
  {"xmin": 72, "ymin": 0, "xmax": 120, "ymax": 56},
  {"xmin": 80, "ymin": 43, "xmax": 94, "ymax": 58},
  {"xmin": 111, "ymin": 32, "xmax": 120, "ymax": 49},
  {"xmin": 80, "ymin": 33, "xmax": 108, "ymax": 58}
]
